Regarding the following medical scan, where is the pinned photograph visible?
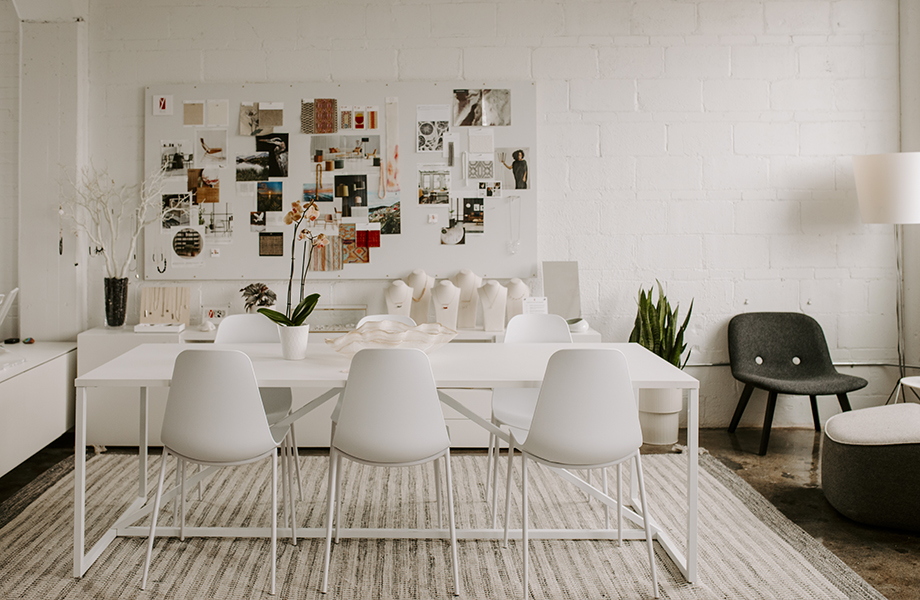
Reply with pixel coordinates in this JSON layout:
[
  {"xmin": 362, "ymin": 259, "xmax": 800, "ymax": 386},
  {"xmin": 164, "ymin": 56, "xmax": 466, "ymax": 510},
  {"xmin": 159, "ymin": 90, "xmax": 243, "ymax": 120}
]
[
  {"xmin": 240, "ymin": 102, "xmax": 272, "ymax": 136},
  {"xmin": 311, "ymin": 134, "xmax": 380, "ymax": 164},
  {"xmin": 463, "ymin": 198, "xmax": 484, "ymax": 235},
  {"xmin": 256, "ymin": 133, "xmax": 289, "ymax": 177},
  {"xmin": 417, "ymin": 105, "xmax": 450, "ymax": 152},
  {"xmin": 259, "ymin": 231, "xmax": 284, "ymax": 256},
  {"xmin": 467, "ymin": 154, "xmax": 494, "ymax": 180},
  {"xmin": 172, "ymin": 227, "xmax": 203, "ymax": 259},
  {"xmin": 419, "ymin": 165, "xmax": 450, "ymax": 204},
  {"xmin": 303, "ymin": 182, "xmax": 334, "ymax": 203},
  {"xmin": 201, "ymin": 203, "xmax": 233, "ymax": 244},
  {"xmin": 236, "ymin": 151, "xmax": 269, "ymax": 182},
  {"xmin": 336, "ymin": 174, "xmax": 368, "ymax": 218},
  {"xmin": 153, "ymin": 95, "xmax": 173, "ymax": 116},
  {"xmin": 452, "ymin": 89, "xmax": 511, "ymax": 126},
  {"xmin": 257, "ymin": 181, "xmax": 283, "ymax": 212},
  {"xmin": 441, "ymin": 196, "xmax": 465, "ymax": 245},
  {"xmin": 183, "ymin": 101, "xmax": 204, "ymax": 126},
  {"xmin": 497, "ymin": 147, "xmax": 529, "ymax": 189},
  {"xmin": 188, "ymin": 168, "xmax": 220, "ymax": 203},
  {"xmin": 195, "ymin": 129, "xmax": 227, "ymax": 166},
  {"xmin": 250, "ymin": 211, "xmax": 266, "ymax": 232},
  {"xmin": 481, "ymin": 89, "xmax": 511, "ymax": 126},
  {"xmin": 207, "ymin": 99, "xmax": 229, "ymax": 127},
  {"xmin": 161, "ymin": 193, "xmax": 191, "ymax": 229},
  {"xmin": 478, "ymin": 180, "xmax": 502, "ymax": 198},
  {"xmin": 160, "ymin": 140, "xmax": 192, "ymax": 177},
  {"xmin": 259, "ymin": 102, "xmax": 284, "ymax": 127}
]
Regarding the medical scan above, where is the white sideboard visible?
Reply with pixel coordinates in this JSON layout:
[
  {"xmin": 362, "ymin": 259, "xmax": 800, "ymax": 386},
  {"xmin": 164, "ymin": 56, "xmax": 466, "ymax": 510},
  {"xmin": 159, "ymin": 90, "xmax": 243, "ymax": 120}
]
[{"xmin": 0, "ymin": 343, "xmax": 77, "ymax": 478}]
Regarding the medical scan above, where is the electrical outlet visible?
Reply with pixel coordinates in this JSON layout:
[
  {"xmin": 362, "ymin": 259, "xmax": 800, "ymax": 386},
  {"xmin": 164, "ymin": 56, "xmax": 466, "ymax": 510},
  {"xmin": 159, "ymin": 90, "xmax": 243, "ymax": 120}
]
[
  {"xmin": 202, "ymin": 305, "xmax": 229, "ymax": 323},
  {"xmin": 428, "ymin": 214, "xmax": 438, "ymax": 224}
]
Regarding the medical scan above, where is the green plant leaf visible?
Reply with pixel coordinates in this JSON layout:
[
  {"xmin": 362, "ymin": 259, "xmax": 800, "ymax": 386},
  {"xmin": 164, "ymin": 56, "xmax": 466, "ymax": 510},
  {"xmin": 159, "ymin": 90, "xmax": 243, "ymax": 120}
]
[
  {"xmin": 258, "ymin": 307, "xmax": 293, "ymax": 327},
  {"xmin": 629, "ymin": 283, "xmax": 693, "ymax": 369},
  {"xmin": 288, "ymin": 293, "xmax": 321, "ymax": 326}
]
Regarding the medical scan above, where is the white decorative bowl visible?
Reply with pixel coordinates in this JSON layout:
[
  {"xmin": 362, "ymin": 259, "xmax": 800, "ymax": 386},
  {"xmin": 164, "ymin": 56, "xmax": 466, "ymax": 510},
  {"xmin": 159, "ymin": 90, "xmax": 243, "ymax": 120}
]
[{"xmin": 326, "ymin": 320, "xmax": 458, "ymax": 357}]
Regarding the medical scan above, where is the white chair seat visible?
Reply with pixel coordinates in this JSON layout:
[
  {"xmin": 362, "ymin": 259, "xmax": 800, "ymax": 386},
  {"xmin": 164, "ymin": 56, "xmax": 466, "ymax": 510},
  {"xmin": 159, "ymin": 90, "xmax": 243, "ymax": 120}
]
[{"xmin": 491, "ymin": 388, "xmax": 538, "ymax": 430}]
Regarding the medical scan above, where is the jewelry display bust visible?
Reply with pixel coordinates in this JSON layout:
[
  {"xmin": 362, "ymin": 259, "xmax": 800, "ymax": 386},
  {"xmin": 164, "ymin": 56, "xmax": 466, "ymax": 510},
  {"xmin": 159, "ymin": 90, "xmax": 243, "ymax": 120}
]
[
  {"xmin": 478, "ymin": 280, "xmax": 507, "ymax": 332},
  {"xmin": 432, "ymin": 280, "xmax": 460, "ymax": 330},
  {"xmin": 451, "ymin": 269, "xmax": 482, "ymax": 329},
  {"xmin": 505, "ymin": 277, "xmax": 530, "ymax": 323},
  {"xmin": 384, "ymin": 280, "xmax": 413, "ymax": 317},
  {"xmin": 406, "ymin": 269, "xmax": 435, "ymax": 325}
]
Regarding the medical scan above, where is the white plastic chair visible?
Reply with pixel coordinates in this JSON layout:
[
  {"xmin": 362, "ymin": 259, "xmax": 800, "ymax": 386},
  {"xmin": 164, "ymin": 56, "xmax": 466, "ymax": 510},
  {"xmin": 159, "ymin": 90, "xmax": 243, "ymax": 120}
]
[
  {"xmin": 216, "ymin": 314, "xmax": 303, "ymax": 501},
  {"xmin": 502, "ymin": 348, "xmax": 659, "ymax": 599},
  {"xmin": 356, "ymin": 314, "xmax": 417, "ymax": 328},
  {"xmin": 486, "ymin": 313, "xmax": 572, "ymax": 522},
  {"xmin": 321, "ymin": 348, "xmax": 460, "ymax": 595},
  {"xmin": 141, "ymin": 349, "xmax": 289, "ymax": 595}
]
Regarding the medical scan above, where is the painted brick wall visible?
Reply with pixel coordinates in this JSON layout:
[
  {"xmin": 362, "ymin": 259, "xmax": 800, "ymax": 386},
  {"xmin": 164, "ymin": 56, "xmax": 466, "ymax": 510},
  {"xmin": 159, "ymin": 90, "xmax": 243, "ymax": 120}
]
[
  {"xmin": 0, "ymin": 0, "xmax": 17, "ymax": 340},
  {"xmin": 76, "ymin": 0, "xmax": 903, "ymax": 426}
]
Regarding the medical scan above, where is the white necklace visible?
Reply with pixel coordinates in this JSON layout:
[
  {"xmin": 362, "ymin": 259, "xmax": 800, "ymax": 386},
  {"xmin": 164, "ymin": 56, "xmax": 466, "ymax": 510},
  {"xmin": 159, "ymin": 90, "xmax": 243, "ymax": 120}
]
[
  {"xmin": 387, "ymin": 286, "xmax": 408, "ymax": 309},
  {"xmin": 433, "ymin": 285, "xmax": 457, "ymax": 309},
  {"xmin": 507, "ymin": 284, "xmax": 527, "ymax": 301},
  {"xmin": 481, "ymin": 284, "xmax": 502, "ymax": 309}
]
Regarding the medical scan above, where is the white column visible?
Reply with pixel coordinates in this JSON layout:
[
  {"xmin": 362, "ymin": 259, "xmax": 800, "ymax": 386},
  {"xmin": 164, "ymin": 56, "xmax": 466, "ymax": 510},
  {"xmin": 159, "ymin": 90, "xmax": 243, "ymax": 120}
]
[{"xmin": 901, "ymin": 0, "xmax": 920, "ymax": 365}]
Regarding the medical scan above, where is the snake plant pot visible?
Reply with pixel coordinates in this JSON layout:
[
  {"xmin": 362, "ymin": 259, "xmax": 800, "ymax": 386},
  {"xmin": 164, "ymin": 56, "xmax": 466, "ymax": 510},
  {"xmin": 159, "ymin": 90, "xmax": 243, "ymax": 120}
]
[
  {"xmin": 638, "ymin": 388, "xmax": 683, "ymax": 445},
  {"xmin": 278, "ymin": 324, "xmax": 310, "ymax": 360}
]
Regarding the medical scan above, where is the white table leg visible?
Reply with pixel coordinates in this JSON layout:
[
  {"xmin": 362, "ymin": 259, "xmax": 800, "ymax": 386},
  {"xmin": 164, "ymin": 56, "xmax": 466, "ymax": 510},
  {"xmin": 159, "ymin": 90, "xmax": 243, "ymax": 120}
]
[
  {"xmin": 686, "ymin": 387, "xmax": 699, "ymax": 583},
  {"xmin": 138, "ymin": 387, "xmax": 148, "ymax": 500},
  {"xmin": 73, "ymin": 386, "xmax": 87, "ymax": 578}
]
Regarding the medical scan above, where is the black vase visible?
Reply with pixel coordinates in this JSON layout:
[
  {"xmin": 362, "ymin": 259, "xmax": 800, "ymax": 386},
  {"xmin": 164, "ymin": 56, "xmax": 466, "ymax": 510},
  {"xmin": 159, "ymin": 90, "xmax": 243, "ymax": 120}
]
[{"xmin": 104, "ymin": 277, "xmax": 129, "ymax": 328}]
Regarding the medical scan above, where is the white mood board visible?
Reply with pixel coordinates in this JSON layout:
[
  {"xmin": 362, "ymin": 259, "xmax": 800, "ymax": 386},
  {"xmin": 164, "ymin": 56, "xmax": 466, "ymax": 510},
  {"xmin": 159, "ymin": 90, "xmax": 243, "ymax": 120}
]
[{"xmin": 143, "ymin": 82, "xmax": 537, "ymax": 281}]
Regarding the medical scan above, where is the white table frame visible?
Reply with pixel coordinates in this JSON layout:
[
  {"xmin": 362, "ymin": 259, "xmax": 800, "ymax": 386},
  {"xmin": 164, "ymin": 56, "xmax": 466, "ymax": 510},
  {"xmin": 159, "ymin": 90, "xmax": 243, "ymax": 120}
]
[{"xmin": 73, "ymin": 342, "xmax": 699, "ymax": 583}]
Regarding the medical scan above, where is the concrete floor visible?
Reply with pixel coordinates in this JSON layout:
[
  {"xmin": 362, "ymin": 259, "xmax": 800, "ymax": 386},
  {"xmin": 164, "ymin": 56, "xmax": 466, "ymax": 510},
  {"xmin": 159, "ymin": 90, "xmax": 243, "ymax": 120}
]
[{"xmin": 1, "ymin": 428, "xmax": 918, "ymax": 599}]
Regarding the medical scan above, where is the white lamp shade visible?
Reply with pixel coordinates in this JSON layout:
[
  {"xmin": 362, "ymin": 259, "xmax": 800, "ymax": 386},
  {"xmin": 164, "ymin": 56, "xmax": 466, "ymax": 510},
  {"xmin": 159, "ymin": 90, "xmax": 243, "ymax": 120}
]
[{"xmin": 853, "ymin": 152, "xmax": 920, "ymax": 224}]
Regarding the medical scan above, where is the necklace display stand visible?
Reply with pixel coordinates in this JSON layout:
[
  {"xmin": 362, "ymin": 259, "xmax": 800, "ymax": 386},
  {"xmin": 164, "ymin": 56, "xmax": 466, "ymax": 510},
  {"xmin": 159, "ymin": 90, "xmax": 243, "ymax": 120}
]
[
  {"xmin": 506, "ymin": 277, "xmax": 530, "ymax": 323},
  {"xmin": 384, "ymin": 280, "xmax": 413, "ymax": 318},
  {"xmin": 432, "ymin": 280, "xmax": 460, "ymax": 330},
  {"xmin": 451, "ymin": 269, "xmax": 482, "ymax": 329},
  {"xmin": 478, "ymin": 280, "xmax": 508, "ymax": 332},
  {"xmin": 406, "ymin": 269, "xmax": 434, "ymax": 325}
]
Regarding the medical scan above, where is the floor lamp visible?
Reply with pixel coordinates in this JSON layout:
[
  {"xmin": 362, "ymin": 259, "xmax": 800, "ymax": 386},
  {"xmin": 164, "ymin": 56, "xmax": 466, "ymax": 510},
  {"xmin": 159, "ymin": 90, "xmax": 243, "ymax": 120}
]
[{"xmin": 852, "ymin": 152, "xmax": 920, "ymax": 401}]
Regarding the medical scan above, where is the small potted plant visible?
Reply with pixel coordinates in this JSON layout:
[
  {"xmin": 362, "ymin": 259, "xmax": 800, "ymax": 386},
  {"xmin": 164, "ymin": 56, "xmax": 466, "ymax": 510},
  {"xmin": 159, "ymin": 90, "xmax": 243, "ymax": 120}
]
[
  {"xmin": 628, "ymin": 281, "xmax": 693, "ymax": 445},
  {"xmin": 240, "ymin": 283, "xmax": 277, "ymax": 313},
  {"xmin": 258, "ymin": 293, "xmax": 320, "ymax": 360}
]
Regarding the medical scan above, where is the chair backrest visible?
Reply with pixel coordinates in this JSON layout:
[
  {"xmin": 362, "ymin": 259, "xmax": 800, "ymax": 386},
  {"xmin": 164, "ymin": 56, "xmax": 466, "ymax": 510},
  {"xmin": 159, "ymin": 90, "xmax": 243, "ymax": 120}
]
[
  {"xmin": 215, "ymin": 313, "xmax": 279, "ymax": 343},
  {"xmin": 357, "ymin": 314, "xmax": 417, "ymax": 328},
  {"xmin": 504, "ymin": 313, "xmax": 573, "ymax": 344},
  {"xmin": 728, "ymin": 312, "xmax": 836, "ymax": 381},
  {"xmin": 523, "ymin": 349, "xmax": 641, "ymax": 467},
  {"xmin": 162, "ymin": 349, "xmax": 278, "ymax": 464},
  {"xmin": 333, "ymin": 348, "xmax": 450, "ymax": 464}
]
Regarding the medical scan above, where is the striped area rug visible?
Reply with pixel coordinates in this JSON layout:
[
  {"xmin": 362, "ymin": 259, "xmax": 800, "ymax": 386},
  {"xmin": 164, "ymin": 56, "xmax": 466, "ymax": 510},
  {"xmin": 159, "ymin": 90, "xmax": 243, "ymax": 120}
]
[{"xmin": 0, "ymin": 450, "xmax": 885, "ymax": 600}]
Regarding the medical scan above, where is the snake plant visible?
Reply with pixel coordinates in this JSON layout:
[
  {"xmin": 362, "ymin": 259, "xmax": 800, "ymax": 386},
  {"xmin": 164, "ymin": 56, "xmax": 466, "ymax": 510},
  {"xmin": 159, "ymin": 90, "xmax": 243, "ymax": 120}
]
[{"xmin": 628, "ymin": 282, "xmax": 693, "ymax": 369}]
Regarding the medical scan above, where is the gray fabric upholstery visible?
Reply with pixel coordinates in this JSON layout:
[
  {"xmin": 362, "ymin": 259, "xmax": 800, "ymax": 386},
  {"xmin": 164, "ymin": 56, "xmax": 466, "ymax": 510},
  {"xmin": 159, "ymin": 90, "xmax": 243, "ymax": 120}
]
[
  {"xmin": 728, "ymin": 312, "xmax": 868, "ymax": 396},
  {"xmin": 822, "ymin": 404, "xmax": 920, "ymax": 533}
]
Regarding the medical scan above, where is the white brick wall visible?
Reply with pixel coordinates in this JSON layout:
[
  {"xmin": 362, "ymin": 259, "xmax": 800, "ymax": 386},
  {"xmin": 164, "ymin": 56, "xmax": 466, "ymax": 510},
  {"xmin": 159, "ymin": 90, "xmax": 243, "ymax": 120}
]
[{"xmin": 9, "ymin": 0, "xmax": 901, "ymax": 427}]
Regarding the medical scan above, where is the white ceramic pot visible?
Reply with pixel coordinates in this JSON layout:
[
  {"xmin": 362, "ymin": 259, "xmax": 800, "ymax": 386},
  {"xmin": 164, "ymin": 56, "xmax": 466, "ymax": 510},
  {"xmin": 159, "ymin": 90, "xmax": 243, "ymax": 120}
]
[
  {"xmin": 638, "ymin": 388, "xmax": 683, "ymax": 445},
  {"xmin": 278, "ymin": 324, "xmax": 310, "ymax": 360}
]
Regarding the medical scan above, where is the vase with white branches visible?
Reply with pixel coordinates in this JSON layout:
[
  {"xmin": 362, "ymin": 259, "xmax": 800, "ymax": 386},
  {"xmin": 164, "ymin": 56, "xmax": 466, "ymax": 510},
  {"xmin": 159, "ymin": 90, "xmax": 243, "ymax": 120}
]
[{"xmin": 62, "ymin": 164, "xmax": 174, "ymax": 327}]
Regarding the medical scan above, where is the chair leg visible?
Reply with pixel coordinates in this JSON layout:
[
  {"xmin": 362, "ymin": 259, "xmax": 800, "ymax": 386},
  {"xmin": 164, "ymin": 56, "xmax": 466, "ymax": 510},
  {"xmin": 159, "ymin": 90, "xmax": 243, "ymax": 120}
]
[
  {"xmin": 521, "ymin": 454, "xmax": 529, "ymax": 600},
  {"xmin": 334, "ymin": 454, "xmax": 343, "ymax": 544},
  {"xmin": 280, "ymin": 438, "xmax": 290, "ymax": 535},
  {"xmin": 503, "ymin": 442, "xmax": 515, "ymax": 547},
  {"xmin": 173, "ymin": 456, "xmax": 181, "ymax": 525},
  {"xmin": 837, "ymin": 393, "xmax": 853, "ymax": 412},
  {"xmin": 490, "ymin": 430, "xmax": 505, "ymax": 529},
  {"xmin": 179, "ymin": 459, "xmax": 186, "ymax": 541},
  {"xmin": 634, "ymin": 453, "xmax": 659, "ymax": 599},
  {"xmin": 289, "ymin": 425, "xmax": 304, "ymax": 501},
  {"xmin": 728, "ymin": 383, "xmax": 755, "ymax": 432},
  {"xmin": 141, "ymin": 449, "xmax": 170, "ymax": 590},
  {"xmin": 285, "ymin": 437, "xmax": 297, "ymax": 546},
  {"xmin": 321, "ymin": 448, "xmax": 338, "ymax": 594},
  {"xmin": 809, "ymin": 396, "xmax": 821, "ymax": 432},
  {"xmin": 603, "ymin": 467, "xmax": 610, "ymax": 529},
  {"xmin": 271, "ymin": 448, "xmax": 277, "ymax": 596},
  {"xmin": 434, "ymin": 457, "xmax": 443, "ymax": 528},
  {"xmin": 616, "ymin": 463, "xmax": 622, "ymax": 546},
  {"xmin": 759, "ymin": 391, "xmax": 778, "ymax": 456},
  {"xmin": 444, "ymin": 451, "xmax": 460, "ymax": 596}
]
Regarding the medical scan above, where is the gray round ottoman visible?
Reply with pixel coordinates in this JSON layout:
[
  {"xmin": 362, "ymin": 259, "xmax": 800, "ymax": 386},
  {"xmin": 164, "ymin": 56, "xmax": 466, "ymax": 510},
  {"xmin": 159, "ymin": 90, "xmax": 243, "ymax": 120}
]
[{"xmin": 822, "ymin": 403, "xmax": 920, "ymax": 532}]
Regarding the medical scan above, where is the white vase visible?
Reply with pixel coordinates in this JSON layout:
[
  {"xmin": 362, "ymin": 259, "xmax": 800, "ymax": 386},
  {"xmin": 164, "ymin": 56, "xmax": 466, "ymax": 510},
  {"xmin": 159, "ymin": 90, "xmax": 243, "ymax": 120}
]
[
  {"xmin": 638, "ymin": 388, "xmax": 683, "ymax": 445},
  {"xmin": 278, "ymin": 324, "xmax": 310, "ymax": 360}
]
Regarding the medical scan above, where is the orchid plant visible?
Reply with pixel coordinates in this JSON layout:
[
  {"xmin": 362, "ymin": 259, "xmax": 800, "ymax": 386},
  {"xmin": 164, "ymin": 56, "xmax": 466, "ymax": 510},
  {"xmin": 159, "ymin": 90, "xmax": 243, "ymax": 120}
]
[{"xmin": 258, "ymin": 199, "xmax": 327, "ymax": 327}]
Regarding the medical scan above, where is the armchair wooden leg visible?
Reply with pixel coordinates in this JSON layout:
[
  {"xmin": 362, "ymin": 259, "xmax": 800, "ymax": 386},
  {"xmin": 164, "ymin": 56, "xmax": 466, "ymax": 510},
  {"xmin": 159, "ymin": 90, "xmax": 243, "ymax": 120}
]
[
  {"xmin": 728, "ymin": 383, "xmax": 755, "ymax": 433},
  {"xmin": 759, "ymin": 391, "xmax": 778, "ymax": 456},
  {"xmin": 809, "ymin": 396, "xmax": 821, "ymax": 432},
  {"xmin": 837, "ymin": 393, "xmax": 852, "ymax": 412}
]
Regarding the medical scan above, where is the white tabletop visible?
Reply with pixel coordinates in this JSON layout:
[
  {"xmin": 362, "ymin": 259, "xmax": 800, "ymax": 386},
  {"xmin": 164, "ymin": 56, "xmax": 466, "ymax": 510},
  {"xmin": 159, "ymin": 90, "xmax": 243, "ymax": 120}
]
[{"xmin": 75, "ymin": 342, "xmax": 698, "ymax": 391}]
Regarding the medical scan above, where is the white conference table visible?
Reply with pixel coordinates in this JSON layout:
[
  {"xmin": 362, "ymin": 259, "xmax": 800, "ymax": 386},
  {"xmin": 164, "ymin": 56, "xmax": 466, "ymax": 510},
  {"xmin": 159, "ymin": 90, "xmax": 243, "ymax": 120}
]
[{"xmin": 73, "ymin": 342, "xmax": 700, "ymax": 583}]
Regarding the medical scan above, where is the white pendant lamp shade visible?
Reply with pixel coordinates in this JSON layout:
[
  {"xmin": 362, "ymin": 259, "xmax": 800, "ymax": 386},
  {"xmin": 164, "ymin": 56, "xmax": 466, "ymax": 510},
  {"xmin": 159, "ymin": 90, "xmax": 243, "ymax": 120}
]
[{"xmin": 853, "ymin": 152, "xmax": 920, "ymax": 224}]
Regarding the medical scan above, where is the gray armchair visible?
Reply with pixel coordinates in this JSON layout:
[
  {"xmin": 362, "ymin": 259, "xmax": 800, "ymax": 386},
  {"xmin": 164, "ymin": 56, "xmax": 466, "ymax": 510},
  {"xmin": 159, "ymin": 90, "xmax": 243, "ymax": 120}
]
[{"xmin": 727, "ymin": 312, "xmax": 867, "ymax": 455}]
